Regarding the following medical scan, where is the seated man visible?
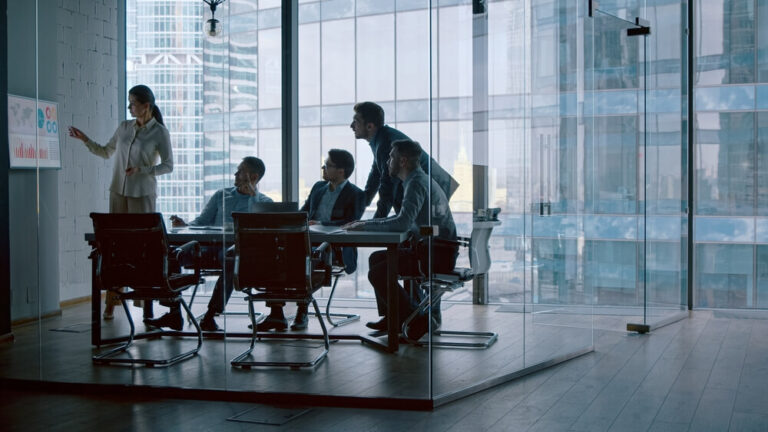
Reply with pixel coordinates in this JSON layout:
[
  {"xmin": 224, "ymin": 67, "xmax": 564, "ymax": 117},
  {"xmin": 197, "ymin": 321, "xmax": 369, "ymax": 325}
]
[
  {"xmin": 258, "ymin": 149, "xmax": 366, "ymax": 331},
  {"xmin": 343, "ymin": 139, "xmax": 458, "ymax": 340},
  {"xmin": 146, "ymin": 156, "xmax": 272, "ymax": 331}
]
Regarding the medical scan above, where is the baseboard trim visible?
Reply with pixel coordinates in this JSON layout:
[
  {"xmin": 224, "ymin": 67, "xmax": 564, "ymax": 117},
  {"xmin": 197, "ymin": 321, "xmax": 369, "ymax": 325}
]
[
  {"xmin": 0, "ymin": 332, "xmax": 14, "ymax": 344},
  {"xmin": 60, "ymin": 294, "xmax": 92, "ymax": 308},
  {"xmin": 0, "ymin": 379, "xmax": 435, "ymax": 411}
]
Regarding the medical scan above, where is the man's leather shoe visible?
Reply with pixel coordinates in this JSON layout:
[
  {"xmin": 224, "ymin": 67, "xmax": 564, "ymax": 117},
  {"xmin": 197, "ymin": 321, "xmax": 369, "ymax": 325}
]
[
  {"xmin": 365, "ymin": 317, "xmax": 388, "ymax": 331},
  {"xmin": 291, "ymin": 309, "xmax": 309, "ymax": 330},
  {"xmin": 144, "ymin": 311, "xmax": 183, "ymax": 331},
  {"xmin": 199, "ymin": 316, "xmax": 220, "ymax": 332},
  {"xmin": 250, "ymin": 315, "xmax": 288, "ymax": 331}
]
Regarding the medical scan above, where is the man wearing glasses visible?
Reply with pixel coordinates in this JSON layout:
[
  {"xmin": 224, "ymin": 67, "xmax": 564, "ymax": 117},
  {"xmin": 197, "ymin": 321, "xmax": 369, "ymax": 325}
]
[{"xmin": 256, "ymin": 149, "xmax": 366, "ymax": 331}]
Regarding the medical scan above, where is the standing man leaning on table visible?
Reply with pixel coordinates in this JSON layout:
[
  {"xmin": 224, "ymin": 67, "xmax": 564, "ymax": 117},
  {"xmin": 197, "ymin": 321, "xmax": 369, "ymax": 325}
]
[
  {"xmin": 257, "ymin": 149, "xmax": 366, "ymax": 332},
  {"xmin": 343, "ymin": 140, "xmax": 458, "ymax": 341},
  {"xmin": 69, "ymin": 84, "xmax": 173, "ymax": 321},
  {"xmin": 350, "ymin": 101, "xmax": 459, "ymax": 218},
  {"xmin": 146, "ymin": 156, "xmax": 272, "ymax": 331}
]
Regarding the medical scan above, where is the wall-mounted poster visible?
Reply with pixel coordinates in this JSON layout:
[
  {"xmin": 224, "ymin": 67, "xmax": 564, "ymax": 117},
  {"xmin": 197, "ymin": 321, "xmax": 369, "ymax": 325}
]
[{"xmin": 8, "ymin": 94, "xmax": 61, "ymax": 169}]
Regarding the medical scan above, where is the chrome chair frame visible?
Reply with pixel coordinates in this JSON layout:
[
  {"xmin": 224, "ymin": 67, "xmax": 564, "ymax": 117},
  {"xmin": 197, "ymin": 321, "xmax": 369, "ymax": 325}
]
[
  {"xmin": 229, "ymin": 212, "xmax": 331, "ymax": 369},
  {"xmin": 402, "ymin": 228, "xmax": 499, "ymax": 349},
  {"xmin": 89, "ymin": 212, "xmax": 203, "ymax": 367}
]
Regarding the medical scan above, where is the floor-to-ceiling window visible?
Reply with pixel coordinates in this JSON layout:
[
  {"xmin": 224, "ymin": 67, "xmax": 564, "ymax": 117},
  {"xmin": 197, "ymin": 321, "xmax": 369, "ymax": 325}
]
[
  {"xmin": 126, "ymin": 0, "xmax": 204, "ymax": 222},
  {"xmin": 694, "ymin": 0, "xmax": 768, "ymax": 309}
]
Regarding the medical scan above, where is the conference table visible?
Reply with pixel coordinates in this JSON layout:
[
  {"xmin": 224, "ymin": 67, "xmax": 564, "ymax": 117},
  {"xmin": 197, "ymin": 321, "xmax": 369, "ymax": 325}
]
[{"xmin": 85, "ymin": 225, "xmax": 409, "ymax": 353}]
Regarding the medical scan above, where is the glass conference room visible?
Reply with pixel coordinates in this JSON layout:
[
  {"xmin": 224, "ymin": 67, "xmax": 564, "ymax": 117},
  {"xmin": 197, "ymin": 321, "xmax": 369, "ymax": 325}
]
[{"xmin": 3, "ymin": 0, "xmax": 692, "ymax": 406}]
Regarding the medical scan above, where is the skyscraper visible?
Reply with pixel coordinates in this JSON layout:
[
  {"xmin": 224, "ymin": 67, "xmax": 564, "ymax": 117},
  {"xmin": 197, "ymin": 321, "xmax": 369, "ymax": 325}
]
[{"xmin": 126, "ymin": 0, "xmax": 204, "ymax": 222}]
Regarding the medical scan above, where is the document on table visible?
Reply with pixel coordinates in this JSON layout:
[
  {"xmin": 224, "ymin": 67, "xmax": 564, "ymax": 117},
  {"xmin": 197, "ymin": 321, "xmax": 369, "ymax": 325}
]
[
  {"xmin": 309, "ymin": 225, "xmax": 346, "ymax": 234},
  {"xmin": 188, "ymin": 226, "xmax": 224, "ymax": 231}
]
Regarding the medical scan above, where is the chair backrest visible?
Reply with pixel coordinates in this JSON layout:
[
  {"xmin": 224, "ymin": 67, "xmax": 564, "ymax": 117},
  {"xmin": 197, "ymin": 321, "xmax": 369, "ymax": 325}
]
[
  {"xmin": 90, "ymin": 212, "xmax": 169, "ymax": 289},
  {"xmin": 250, "ymin": 201, "xmax": 299, "ymax": 213},
  {"xmin": 469, "ymin": 227, "xmax": 494, "ymax": 275},
  {"xmin": 232, "ymin": 212, "xmax": 311, "ymax": 292}
]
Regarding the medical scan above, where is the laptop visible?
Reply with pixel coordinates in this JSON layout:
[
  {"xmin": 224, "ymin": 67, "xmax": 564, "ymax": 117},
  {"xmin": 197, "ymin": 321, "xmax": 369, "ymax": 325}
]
[{"xmin": 250, "ymin": 201, "xmax": 299, "ymax": 213}]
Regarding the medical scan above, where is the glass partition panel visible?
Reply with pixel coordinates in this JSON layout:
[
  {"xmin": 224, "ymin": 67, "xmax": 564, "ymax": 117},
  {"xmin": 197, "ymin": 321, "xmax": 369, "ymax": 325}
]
[
  {"xmin": 7, "ymin": 0, "xmax": 42, "ymax": 383},
  {"xmin": 587, "ymin": 2, "xmax": 687, "ymax": 331},
  {"xmin": 297, "ymin": 0, "xmax": 430, "ymax": 400},
  {"xmin": 524, "ymin": 0, "xmax": 592, "ymax": 368},
  {"xmin": 125, "ymin": 0, "xmax": 225, "ymax": 387}
]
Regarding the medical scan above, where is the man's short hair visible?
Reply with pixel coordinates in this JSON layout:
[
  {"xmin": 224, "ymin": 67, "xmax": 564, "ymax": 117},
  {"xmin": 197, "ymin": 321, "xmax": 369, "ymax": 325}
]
[
  {"xmin": 241, "ymin": 156, "xmax": 266, "ymax": 180},
  {"xmin": 328, "ymin": 149, "xmax": 355, "ymax": 179},
  {"xmin": 353, "ymin": 102, "xmax": 385, "ymax": 128},
  {"xmin": 391, "ymin": 139, "xmax": 423, "ymax": 167}
]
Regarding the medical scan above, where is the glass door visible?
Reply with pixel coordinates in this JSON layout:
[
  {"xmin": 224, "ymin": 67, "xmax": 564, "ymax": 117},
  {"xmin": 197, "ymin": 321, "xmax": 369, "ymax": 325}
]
[{"xmin": 589, "ymin": 3, "xmax": 686, "ymax": 332}]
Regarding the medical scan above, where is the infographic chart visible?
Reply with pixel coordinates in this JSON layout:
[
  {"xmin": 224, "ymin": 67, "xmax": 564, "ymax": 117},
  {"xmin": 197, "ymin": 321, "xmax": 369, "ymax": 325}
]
[{"xmin": 8, "ymin": 94, "xmax": 61, "ymax": 169}]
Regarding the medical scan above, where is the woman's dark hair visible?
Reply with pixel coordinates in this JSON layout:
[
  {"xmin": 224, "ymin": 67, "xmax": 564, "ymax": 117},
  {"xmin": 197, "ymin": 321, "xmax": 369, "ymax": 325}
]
[
  {"xmin": 328, "ymin": 149, "xmax": 355, "ymax": 179},
  {"xmin": 129, "ymin": 84, "xmax": 164, "ymax": 126}
]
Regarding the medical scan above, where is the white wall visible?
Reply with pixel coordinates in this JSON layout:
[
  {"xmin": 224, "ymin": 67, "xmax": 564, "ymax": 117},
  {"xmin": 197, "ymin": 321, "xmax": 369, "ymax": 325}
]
[
  {"xmin": 6, "ymin": 0, "xmax": 119, "ymax": 320},
  {"xmin": 56, "ymin": 0, "xmax": 119, "ymax": 302}
]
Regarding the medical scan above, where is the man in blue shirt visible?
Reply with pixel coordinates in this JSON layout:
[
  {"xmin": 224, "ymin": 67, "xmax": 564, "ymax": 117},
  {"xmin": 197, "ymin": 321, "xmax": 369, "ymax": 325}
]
[
  {"xmin": 344, "ymin": 140, "xmax": 458, "ymax": 341},
  {"xmin": 350, "ymin": 101, "xmax": 459, "ymax": 218},
  {"xmin": 147, "ymin": 157, "xmax": 272, "ymax": 331},
  {"xmin": 257, "ymin": 149, "xmax": 366, "ymax": 331}
]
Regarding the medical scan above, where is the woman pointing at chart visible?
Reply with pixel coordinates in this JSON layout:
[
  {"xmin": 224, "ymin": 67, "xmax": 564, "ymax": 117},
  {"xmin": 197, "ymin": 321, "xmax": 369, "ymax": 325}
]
[
  {"xmin": 68, "ymin": 84, "xmax": 173, "ymax": 320},
  {"xmin": 68, "ymin": 84, "xmax": 173, "ymax": 213}
]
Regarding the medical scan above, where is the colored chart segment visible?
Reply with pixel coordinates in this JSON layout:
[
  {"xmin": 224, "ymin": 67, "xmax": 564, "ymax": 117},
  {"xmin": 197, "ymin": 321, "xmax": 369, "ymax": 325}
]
[{"xmin": 8, "ymin": 94, "xmax": 61, "ymax": 169}]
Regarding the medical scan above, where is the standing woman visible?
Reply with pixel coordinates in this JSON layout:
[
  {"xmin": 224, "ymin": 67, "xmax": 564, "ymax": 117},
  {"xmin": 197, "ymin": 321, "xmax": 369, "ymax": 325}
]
[{"xmin": 69, "ymin": 84, "xmax": 173, "ymax": 320}]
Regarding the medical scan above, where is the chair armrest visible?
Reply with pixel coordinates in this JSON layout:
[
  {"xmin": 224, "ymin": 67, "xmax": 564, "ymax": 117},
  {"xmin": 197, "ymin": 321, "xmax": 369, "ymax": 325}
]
[
  {"xmin": 173, "ymin": 240, "xmax": 200, "ymax": 259},
  {"xmin": 313, "ymin": 241, "xmax": 331, "ymax": 257},
  {"xmin": 311, "ymin": 242, "xmax": 332, "ymax": 286},
  {"xmin": 171, "ymin": 240, "xmax": 201, "ymax": 280}
]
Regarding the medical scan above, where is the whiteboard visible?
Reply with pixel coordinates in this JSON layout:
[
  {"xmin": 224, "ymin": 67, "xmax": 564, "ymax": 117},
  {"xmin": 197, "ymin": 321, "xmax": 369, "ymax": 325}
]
[{"xmin": 8, "ymin": 94, "xmax": 61, "ymax": 169}]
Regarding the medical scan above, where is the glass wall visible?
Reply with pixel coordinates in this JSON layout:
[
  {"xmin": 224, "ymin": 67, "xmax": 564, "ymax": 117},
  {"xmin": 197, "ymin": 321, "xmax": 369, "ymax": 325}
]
[
  {"xmin": 0, "ymin": 0, "xmax": 712, "ymax": 406},
  {"xmin": 7, "ymin": 0, "xmax": 44, "ymax": 383},
  {"xmin": 694, "ymin": 0, "xmax": 768, "ymax": 309}
]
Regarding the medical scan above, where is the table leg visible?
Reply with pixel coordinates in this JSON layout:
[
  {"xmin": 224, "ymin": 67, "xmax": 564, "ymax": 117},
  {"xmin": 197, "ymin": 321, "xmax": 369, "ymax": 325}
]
[
  {"xmin": 91, "ymin": 254, "xmax": 101, "ymax": 346},
  {"xmin": 386, "ymin": 244, "xmax": 399, "ymax": 353}
]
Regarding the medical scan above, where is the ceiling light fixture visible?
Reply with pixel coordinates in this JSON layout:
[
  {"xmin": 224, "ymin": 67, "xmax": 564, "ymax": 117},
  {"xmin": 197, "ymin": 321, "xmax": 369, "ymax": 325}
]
[{"xmin": 203, "ymin": 0, "xmax": 226, "ymax": 37}]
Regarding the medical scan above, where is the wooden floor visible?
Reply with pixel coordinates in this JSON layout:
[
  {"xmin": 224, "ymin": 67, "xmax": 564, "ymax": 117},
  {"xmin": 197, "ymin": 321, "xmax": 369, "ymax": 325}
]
[
  {"xmin": 2, "ymin": 309, "xmax": 767, "ymax": 431},
  {"xmin": 0, "ymin": 296, "xmax": 596, "ymax": 401}
]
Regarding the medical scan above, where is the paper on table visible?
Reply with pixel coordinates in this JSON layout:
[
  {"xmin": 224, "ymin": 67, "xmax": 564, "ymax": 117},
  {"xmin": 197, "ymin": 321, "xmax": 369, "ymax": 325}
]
[
  {"xmin": 309, "ymin": 225, "xmax": 346, "ymax": 234},
  {"xmin": 188, "ymin": 225, "xmax": 223, "ymax": 231}
]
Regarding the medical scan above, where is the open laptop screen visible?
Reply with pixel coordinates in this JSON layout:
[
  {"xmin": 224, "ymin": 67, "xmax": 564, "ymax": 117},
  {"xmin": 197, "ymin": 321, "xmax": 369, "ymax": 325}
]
[{"xmin": 250, "ymin": 201, "xmax": 299, "ymax": 213}]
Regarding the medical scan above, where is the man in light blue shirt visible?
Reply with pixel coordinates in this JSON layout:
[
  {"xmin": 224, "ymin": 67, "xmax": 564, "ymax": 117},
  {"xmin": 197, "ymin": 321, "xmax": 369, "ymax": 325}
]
[{"xmin": 147, "ymin": 157, "xmax": 272, "ymax": 331}]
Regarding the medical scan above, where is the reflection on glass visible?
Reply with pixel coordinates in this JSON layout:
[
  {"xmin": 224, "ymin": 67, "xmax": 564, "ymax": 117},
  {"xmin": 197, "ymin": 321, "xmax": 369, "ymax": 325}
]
[
  {"xmin": 696, "ymin": 244, "xmax": 753, "ymax": 308},
  {"xmin": 696, "ymin": 112, "xmax": 755, "ymax": 216},
  {"xmin": 696, "ymin": 0, "xmax": 755, "ymax": 85}
]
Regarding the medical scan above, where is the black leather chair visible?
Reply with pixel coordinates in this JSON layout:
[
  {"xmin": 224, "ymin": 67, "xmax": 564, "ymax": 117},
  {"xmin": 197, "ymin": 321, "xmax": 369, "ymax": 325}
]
[
  {"xmin": 185, "ymin": 203, "xmax": 298, "ymax": 324},
  {"xmin": 402, "ymin": 230, "xmax": 499, "ymax": 349},
  {"xmin": 229, "ymin": 212, "xmax": 331, "ymax": 369},
  {"xmin": 89, "ymin": 212, "xmax": 203, "ymax": 367}
]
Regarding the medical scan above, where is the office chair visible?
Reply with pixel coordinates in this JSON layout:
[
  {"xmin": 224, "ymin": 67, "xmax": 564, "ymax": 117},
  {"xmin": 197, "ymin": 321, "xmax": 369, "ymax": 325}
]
[
  {"xmin": 185, "ymin": 202, "xmax": 298, "ymax": 324},
  {"xmin": 402, "ymin": 227, "xmax": 499, "ymax": 349},
  {"xmin": 89, "ymin": 212, "xmax": 203, "ymax": 367},
  {"xmin": 229, "ymin": 212, "xmax": 331, "ymax": 369}
]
